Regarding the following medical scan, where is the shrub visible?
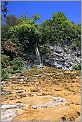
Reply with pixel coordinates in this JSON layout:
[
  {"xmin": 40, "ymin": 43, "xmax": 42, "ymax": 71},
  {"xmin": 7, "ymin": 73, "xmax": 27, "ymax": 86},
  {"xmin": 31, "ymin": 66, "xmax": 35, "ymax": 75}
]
[
  {"xmin": 9, "ymin": 57, "xmax": 25, "ymax": 73},
  {"xmin": 10, "ymin": 57, "xmax": 24, "ymax": 68},
  {"xmin": 12, "ymin": 64, "xmax": 19, "ymax": 71},
  {"xmin": 1, "ymin": 55, "xmax": 10, "ymax": 68},
  {"xmin": 1, "ymin": 68, "xmax": 9, "ymax": 80},
  {"xmin": 1, "ymin": 57, "xmax": 25, "ymax": 80}
]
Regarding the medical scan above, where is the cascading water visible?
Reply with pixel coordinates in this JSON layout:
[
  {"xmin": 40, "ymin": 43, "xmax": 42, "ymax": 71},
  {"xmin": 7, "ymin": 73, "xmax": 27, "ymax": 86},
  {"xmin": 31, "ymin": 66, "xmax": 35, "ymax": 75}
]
[
  {"xmin": 35, "ymin": 45, "xmax": 43, "ymax": 68},
  {"xmin": 36, "ymin": 46, "xmax": 41, "ymax": 65}
]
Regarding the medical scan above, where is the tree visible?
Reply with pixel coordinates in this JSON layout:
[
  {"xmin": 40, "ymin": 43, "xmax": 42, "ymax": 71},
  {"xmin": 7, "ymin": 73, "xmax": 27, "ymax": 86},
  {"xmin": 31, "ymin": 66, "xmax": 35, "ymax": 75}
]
[
  {"xmin": 41, "ymin": 20, "xmax": 50, "ymax": 45},
  {"xmin": 31, "ymin": 14, "xmax": 40, "ymax": 23},
  {"xmin": 8, "ymin": 18, "xmax": 42, "ymax": 57},
  {"xmin": 6, "ymin": 14, "xmax": 19, "ymax": 26},
  {"xmin": 41, "ymin": 12, "xmax": 81, "ymax": 49}
]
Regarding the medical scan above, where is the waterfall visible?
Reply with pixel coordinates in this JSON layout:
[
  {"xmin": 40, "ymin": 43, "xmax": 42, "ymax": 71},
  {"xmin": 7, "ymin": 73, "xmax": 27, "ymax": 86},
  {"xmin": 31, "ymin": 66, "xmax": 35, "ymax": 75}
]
[
  {"xmin": 35, "ymin": 46, "xmax": 41, "ymax": 65},
  {"xmin": 35, "ymin": 45, "xmax": 43, "ymax": 68}
]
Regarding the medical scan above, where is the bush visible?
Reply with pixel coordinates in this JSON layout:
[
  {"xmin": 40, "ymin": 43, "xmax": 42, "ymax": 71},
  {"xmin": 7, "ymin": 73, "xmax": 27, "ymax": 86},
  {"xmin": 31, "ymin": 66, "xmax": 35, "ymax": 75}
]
[
  {"xmin": 10, "ymin": 57, "xmax": 24, "ymax": 68},
  {"xmin": 12, "ymin": 64, "xmax": 19, "ymax": 71},
  {"xmin": 1, "ymin": 57, "xmax": 25, "ymax": 80},
  {"xmin": 7, "ymin": 67, "xmax": 19, "ymax": 74},
  {"xmin": 1, "ymin": 68, "xmax": 9, "ymax": 80},
  {"xmin": 9, "ymin": 57, "xmax": 25, "ymax": 73},
  {"xmin": 1, "ymin": 55, "xmax": 10, "ymax": 68},
  {"xmin": 73, "ymin": 64, "xmax": 81, "ymax": 70}
]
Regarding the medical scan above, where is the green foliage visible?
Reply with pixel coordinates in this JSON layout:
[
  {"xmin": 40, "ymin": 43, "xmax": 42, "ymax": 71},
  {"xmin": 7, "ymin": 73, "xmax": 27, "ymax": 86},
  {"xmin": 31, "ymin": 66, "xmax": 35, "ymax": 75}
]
[
  {"xmin": 1, "ymin": 55, "xmax": 10, "ymax": 68},
  {"xmin": 32, "ymin": 14, "xmax": 40, "ymax": 20},
  {"xmin": 40, "ymin": 43, "xmax": 50, "ymax": 54},
  {"xmin": 1, "ymin": 26, "xmax": 9, "ymax": 42},
  {"xmin": 41, "ymin": 12, "xmax": 81, "ymax": 49},
  {"xmin": 31, "ymin": 14, "xmax": 40, "ymax": 23},
  {"xmin": 71, "ymin": 41, "xmax": 77, "ymax": 51},
  {"xmin": 1, "ymin": 68, "xmax": 9, "ymax": 80},
  {"xmin": 1, "ymin": 57, "xmax": 25, "ymax": 80},
  {"xmin": 9, "ymin": 57, "xmax": 25, "ymax": 73},
  {"xmin": 18, "ymin": 17, "xmax": 34, "ymax": 25},
  {"xmin": 19, "ymin": 14, "xmax": 40, "ymax": 25},
  {"xmin": 10, "ymin": 57, "xmax": 24, "ymax": 69},
  {"xmin": 52, "ymin": 12, "xmax": 67, "ymax": 22},
  {"xmin": 2, "ymin": 12, "xmax": 81, "ymax": 56},
  {"xmin": 73, "ymin": 64, "xmax": 81, "ymax": 70},
  {"xmin": 12, "ymin": 64, "xmax": 19, "ymax": 71},
  {"xmin": 41, "ymin": 20, "xmax": 53, "ymax": 44},
  {"xmin": 7, "ymin": 66, "xmax": 21, "ymax": 74},
  {"xmin": 9, "ymin": 22, "xmax": 42, "ymax": 56}
]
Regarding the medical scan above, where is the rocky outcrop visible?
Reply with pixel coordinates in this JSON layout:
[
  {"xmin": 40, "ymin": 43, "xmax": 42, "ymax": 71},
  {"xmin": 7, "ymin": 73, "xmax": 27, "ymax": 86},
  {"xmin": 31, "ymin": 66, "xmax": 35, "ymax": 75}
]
[
  {"xmin": 25, "ymin": 45, "xmax": 81, "ymax": 70},
  {"xmin": 43, "ymin": 45, "xmax": 81, "ymax": 70}
]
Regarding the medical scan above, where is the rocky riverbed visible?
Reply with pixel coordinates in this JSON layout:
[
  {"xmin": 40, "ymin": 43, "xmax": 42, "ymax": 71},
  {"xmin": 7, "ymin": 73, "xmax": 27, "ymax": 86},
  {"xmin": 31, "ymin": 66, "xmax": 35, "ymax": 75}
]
[{"xmin": 1, "ymin": 66, "xmax": 81, "ymax": 121}]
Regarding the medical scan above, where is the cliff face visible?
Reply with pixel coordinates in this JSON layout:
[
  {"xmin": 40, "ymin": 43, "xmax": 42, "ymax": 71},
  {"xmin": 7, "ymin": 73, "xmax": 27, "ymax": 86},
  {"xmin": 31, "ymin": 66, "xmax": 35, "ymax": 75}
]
[{"xmin": 43, "ymin": 45, "xmax": 81, "ymax": 70}]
